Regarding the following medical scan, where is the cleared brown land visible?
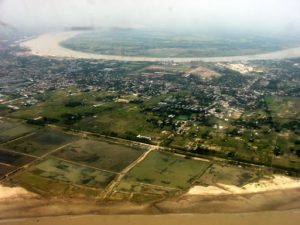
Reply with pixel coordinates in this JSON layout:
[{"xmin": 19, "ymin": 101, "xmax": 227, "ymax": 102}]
[{"xmin": 187, "ymin": 66, "xmax": 220, "ymax": 79}]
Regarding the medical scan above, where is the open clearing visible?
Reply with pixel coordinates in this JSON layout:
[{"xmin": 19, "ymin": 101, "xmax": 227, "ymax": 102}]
[{"xmin": 186, "ymin": 66, "xmax": 221, "ymax": 79}]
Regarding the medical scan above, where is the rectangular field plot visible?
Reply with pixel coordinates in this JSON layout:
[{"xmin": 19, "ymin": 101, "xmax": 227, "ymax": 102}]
[
  {"xmin": 12, "ymin": 171, "xmax": 103, "ymax": 198},
  {"xmin": 194, "ymin": 164, "xmax": 263, "ymax": 187},
  {"xmin": 0, "ymin": 164, "xmax": 15, "ymax": 178},
  {"xmin": 117, "ymin": 151, "xmax": 211, "ymax": 190},
  {"xmin": 3, "ymin": 129, "xmax": 77, "ymax": 156},
  {"xmin": 114, "ymin": 179, "xmax": 181, "ymax": 203},
  {"xmin": 0, "ymin": 148, "xmax": 36, "ymax": 167},
  {"xmin": 266, "ymin": 96, "xmax": 300, "ymax": 123},
  {"xmin": 0, "ymin": 118, "xmax": 20, "ymax": 130},
  {"xmin": 0, "ymin": 118, "xmax": 37, "ymax": 143},
  {"xmin": 30, "ymin": 157, "xmax": 116, "ymax": 189},
  {"xmin": 110, "ymin": 190, "xmax": 164, "ymax": 204},
  {"xmin": 54, "ymin": 139, "xmax": 145, "ymax": 172}
]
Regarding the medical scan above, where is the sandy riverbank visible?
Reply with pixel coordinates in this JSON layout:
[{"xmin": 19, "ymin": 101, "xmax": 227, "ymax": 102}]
[
  {"xmin": 0, "ymin": 185, "xmax": 37, "ymax": 201},
  {"xmin": 20, "ymin": 32, "xmax": 300, "ymax": 62},
  {"xmin": 2, "ymin": 209, "xmax": 300, "ymax": 225},
  {"xmin": 187, "ymin": 175, "xmax": 300, "ymax": 195},
  {"xmin": 1, "ymin": 174, "xmax": 300, "ymax": 219}
]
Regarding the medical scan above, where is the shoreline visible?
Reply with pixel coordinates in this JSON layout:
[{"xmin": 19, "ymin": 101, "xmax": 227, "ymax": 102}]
[
  {"xmin": 1, "ymin": 175, "xmax": 300, "ymax": 218},
  {"xmin": 2, "ymin": 209, "xmax": 300, "ymax": 225},
  {"xmin": 186, "ymin": 175, "xmax": 300, "ymax": 196},
  {"xmin": 20, "ymin": 31, "xmax": 300, "ymax": 62}
]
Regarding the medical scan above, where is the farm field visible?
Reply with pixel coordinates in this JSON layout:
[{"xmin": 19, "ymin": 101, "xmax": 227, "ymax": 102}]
[
  {"xmin": 3, "ymin": 129, "xmax": 77, "ymax": 156},
  {"xmin": 0, "ymin": 164, "xmax": 15, "ymax": 178},
  {"xmin": 266, "ymin": 96, "xmax": 300, "ymax": 123},
  {"xmin": 12, "ymin": 170, "xmax": 103, "ymax": 198},
  {"xmin": 10, "ymin": 88, "xmax": 162, "ymax": 141},
  {"xmin": 30, "ymin": 157, "xmax": 116, "ymax": 188},
  {"xmin": 0, "ymin": 117, "xmax": 37, "ymax": 143},
  {"xmin": 0, "ymin": 148, "xmax": 36, "ymax": 167},
  {"xmin": 54, "ymin": 139, "xmax": 146, "ymax": 172},
  {"xmin": 0, "ymin": 121, "xmax": 291, "ymax": 204},
  {"xmin": 116, "ymin": 151, "xmax": 211, "ymax": 191},
  {"xmin": 194, "ymin": 164, "xmax": 264, "ymax": 187}
]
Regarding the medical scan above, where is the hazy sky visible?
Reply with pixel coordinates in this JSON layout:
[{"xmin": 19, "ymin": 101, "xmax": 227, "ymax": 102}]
[{"xmin": 1, "ymin": 0, "xmax": 300, "ymax": 33}]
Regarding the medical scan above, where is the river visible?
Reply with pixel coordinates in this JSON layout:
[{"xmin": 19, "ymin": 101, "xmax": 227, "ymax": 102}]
[{"xmin": 21, "ymin": 32, "xmax": 300, "ymax": 62}]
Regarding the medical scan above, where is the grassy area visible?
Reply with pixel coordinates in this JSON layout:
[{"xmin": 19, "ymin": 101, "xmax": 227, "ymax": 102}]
[
  {"xmin": 10, "ymin": 88, "xmax": 109, "ymax": 120},
  {"xmin": 75, "ymin": 104, "xmax": 161, "ymax": 139},
  {"xmin": 54, "ymin": 139, "xmax": 145, "ymax": 172},
  {"xmin": 0, "ymin": 147, "xmax": 35, "ymax": 178},
  {"xmin": 11, "ymin": 171, "xmax": 103, "ymax": 198},
  {"xmin": 117, "ymin": 151, "xmax": 211, "ymax": 190},
  {"xmin": 3, "ymin": 129, "xmax": 77, "ymax": 156},
  {"xmin": 61, "ymin": 29, "xmax": 296, "ymax": 58},
  {"xmin": 0, "ymin": 149, "xmax": 36, "ymax": 167},
  {"xmin": 30, "ymin": 157, "xmax": 115, "ymax": 188},
  {"xmin": 0, "ymin": 117, "xmax": 37, "ymax": 143},
  {"xmin": 266, "ymin": 96, "xmax": 300, "ymax": 123},
  {"xmin": 195, "ymin": 163, "xmax": 264, "ymax": 187},
  {"xmin": 10, "ymin": 88, "xmax": 164, "ymax": 141}
]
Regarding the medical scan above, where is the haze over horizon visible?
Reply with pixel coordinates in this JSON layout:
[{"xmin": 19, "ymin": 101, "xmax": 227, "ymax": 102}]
[{"xmin": 0, "ymin": 0, "xmax": 300, "ymax": 35}]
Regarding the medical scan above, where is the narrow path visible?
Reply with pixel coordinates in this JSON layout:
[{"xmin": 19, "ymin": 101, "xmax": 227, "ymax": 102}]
[
  {"xmin": 100, "ymin": 146, "xmax": 157, "ymax": 200},
  {"xmin": 1, "ymin": 131, "xmax": 37, "ymax": 145},
  {"xmin": 51, "ymin": 155, "xmax": 119, "ymax": 175},
  {"xmin": 0, "ymin": 142, "xmax": 75, "ymax": 182},
  {"xmin": 0, "ymin": 147, "xmax": 38, "ymax": 159},
  {"xmin": 38, "ymin": 142, "xmax": 74, "ymax": 160}
]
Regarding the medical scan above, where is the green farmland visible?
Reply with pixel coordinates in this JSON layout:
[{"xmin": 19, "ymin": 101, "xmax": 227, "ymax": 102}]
[
  {"xmin": 117, "ymin": 151, "xmax": 211, "ymax": 190},
  {"xmin": 0, "ymin": 117, "xmax": 37, "ymax": 143},
  {"xmin": 3, "ymin": 129, "xmax": 77, "ymax": 156},
  {"xmin": 54, "ymin": 139, "xmax": 146, "ymax": 172}
]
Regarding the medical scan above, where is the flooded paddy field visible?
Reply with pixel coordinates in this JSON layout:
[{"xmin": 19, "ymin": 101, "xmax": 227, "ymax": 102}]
[
  {"xmin": 25, "ymin": 156, "xmax": 115, "ymax": 188},
  {"xmin": 0, "ymin": 164, "xmax": 15, "ymax": 178},
  {"xmin": 3, "ymin": 129, "xmax": 77, "ymax": 156},
  {"xmin": 112, "ymin": 151, "xmax": 213, "ymax": 202},
  {"xmin": 117, "ymin": 151, "xmax": 211, "ymax": 190},
  {"xmin": 0, "ymin": 118, "xmax": 299, "ymax": 216},
  {"xmin": 11, "ymin": 170, "xmax": 104, "ymax": 198},
  {"xmin": 0, "ymin": 117, "xmax": 37, "ymax": 143},
  {"xmin": 194, "ymin": 163, "xmax": 264, "ymax": 187},
  {"xmin": 53, "ymin": 139, "xmax": 146, "ymax": 172},
  {"xmin": 0, "ymin": 149, "xmax": 36, "ymax": 167}
]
